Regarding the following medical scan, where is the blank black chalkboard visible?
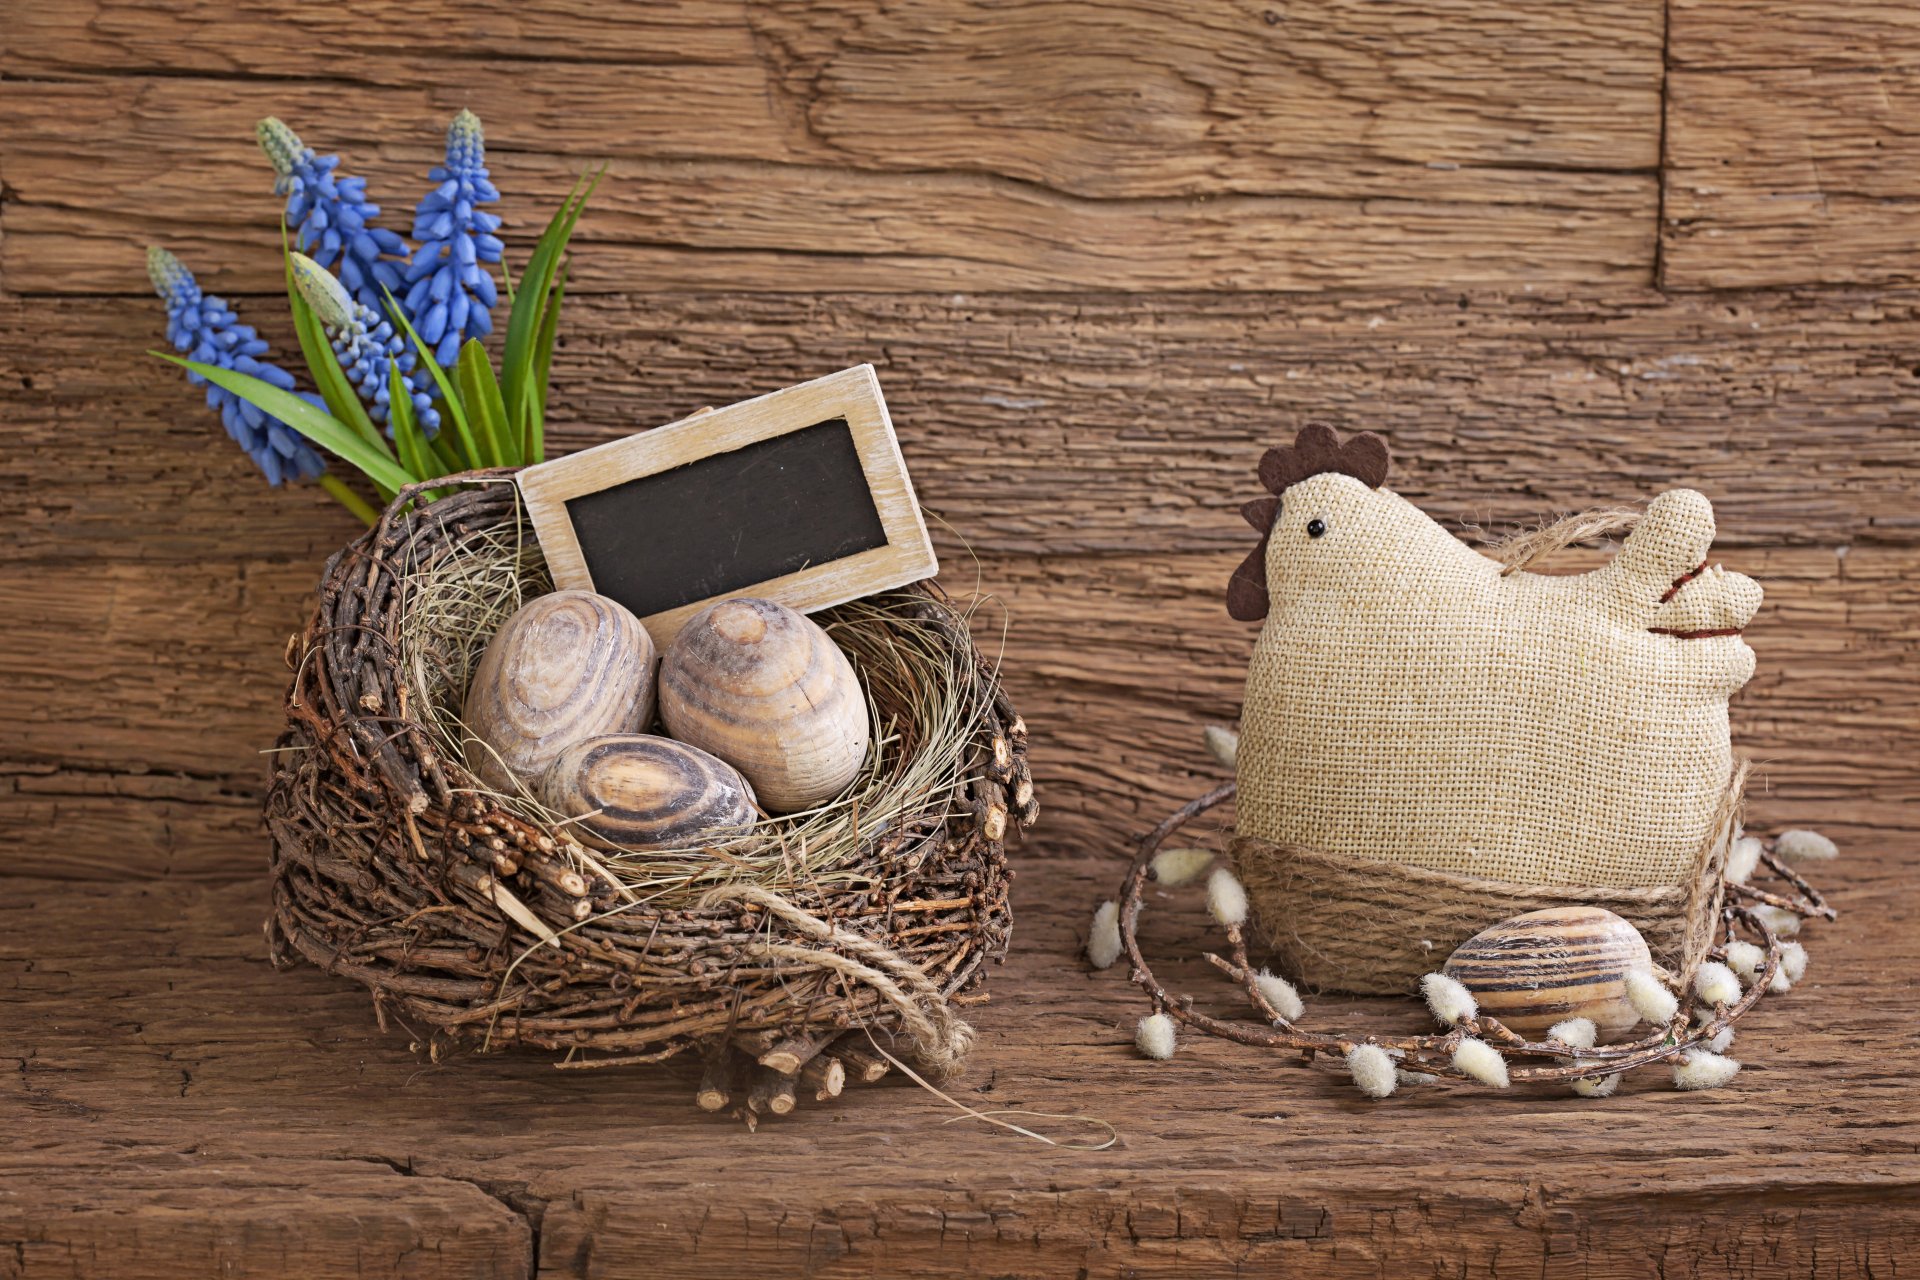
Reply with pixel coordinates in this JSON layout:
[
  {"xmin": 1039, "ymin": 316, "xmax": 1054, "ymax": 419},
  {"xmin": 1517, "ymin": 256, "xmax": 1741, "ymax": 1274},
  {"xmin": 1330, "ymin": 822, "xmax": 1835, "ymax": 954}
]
[{"xmin": 563, "ymin": 418, "xmax": 889, "ymax": 619}]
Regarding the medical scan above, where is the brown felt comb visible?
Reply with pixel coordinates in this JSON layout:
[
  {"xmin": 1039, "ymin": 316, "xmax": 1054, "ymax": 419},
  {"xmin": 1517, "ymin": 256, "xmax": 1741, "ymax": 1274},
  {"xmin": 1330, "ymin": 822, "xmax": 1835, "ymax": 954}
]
[{"xmin": 1226, "ymin": 424, "xmax": 1391, "ymax": 622}]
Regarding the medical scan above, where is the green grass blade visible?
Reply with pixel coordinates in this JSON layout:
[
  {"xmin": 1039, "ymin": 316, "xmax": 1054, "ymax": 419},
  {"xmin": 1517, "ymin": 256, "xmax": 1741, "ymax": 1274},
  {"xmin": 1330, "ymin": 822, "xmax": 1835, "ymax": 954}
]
[
  {"xmin": 383, "ymin": 286, "xmax": 482, "ymax": 471},
  {"xmin": 154, "ymin": 352, "xmax": 419, "ymax": 493},
  {"xmin": 426, "ymin": 428, "xmax": 463, "ymax": 476},
  {"xmin": 457, "ymin": 339, "xmax": 512, "ymax": 467},
  {"xmin": 502, "ymin": 168, "xmax": 600, "ymax": 446}
]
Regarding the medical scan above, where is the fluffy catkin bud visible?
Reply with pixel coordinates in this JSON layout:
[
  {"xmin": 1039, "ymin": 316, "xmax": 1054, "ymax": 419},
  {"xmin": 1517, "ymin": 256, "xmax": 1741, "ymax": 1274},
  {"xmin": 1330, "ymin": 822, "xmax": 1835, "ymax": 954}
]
[
  {"xmin": 1086, "ymin": 900, "xmax": 1122, "ymax": 970},
  {"xmin": 1706, "ymin": 1025, "xmax": 1736, "ymax": 1054},
  {"xmin": 1774, "ymin": 829, "xmax": 1837, "ymax": 862},
  {"xmin": 1135, "ymin": 1012, "xmax": 1177, "ymax": 1060},
  {"xmin": 1346, "ymin": 1044, "xmax": 1397, "ymax": 1098},
  {"xmin": 1452, "ymin": 1038, "xmax": 1509, "ymax": 1088},
  {"xmin": 1625, "ymin": 970, "xmax": 1679, "ymax": 1025},
  {"xmin": 1570, "ymin": 1066, "xmax": 1620, "ymax": 1098},
  {"xmin": 1420, "ymin": 972, "xmax": 1478, "ymax": 1026},
  {"xmin": 1780, "ymin": 939, "xmax": 1808, "ymax": 982},
  {"xmin": 1149, "ymin": 847, "xmax": 1214, "ymax": 887},
  {"xmin": 1725, "ymin": 835, "xmax": 1764, "ymax": 885},
  {"xmin": 1253, "ymin": 968, "xmax": 1304, "ymax": 1022},
  {"xmin": 1756, "ymin": 906, "xmax": 1803, "ymax": 938},
  {"xmin": 1203, "ymin": 725, "xmax": 1240, "ymax": 770},
  {"xmin": 1673, "ymin": 1051, "xmax": 1741, "ymax": 1091},
  {"xmin": 1724, "ymin": 940, "xmax": 1765, "ymax": 984},
  {"xmin": 1206, "ymin": 867, "xmax": 1249, "ymax": 929},
  {"xmin": 1693, "ymin": 961, "xmax": 1741, "ymax": 1007},
  {"xmin": 1548, "ymin": 1017, "xmax": 1598, "ymax": 1050}
]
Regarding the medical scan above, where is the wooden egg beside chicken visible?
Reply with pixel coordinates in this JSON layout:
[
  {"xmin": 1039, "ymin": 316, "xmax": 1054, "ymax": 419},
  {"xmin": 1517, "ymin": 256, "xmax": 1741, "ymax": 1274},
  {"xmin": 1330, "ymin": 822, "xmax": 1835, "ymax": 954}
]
[
  {"xmin": 541, "ymin": 735, "xmax": 758, "ymax": 851},
  {"xmin": 463, "ymin": 591, "xmax": 657, "ymax": 792},
  {"xmin": 1441, "ymin": 906, "xmax": 1653, "ymax": 1039},
  {"xmin": 659, "ymin": 598, "xmax": 871, "ymax": 814}
]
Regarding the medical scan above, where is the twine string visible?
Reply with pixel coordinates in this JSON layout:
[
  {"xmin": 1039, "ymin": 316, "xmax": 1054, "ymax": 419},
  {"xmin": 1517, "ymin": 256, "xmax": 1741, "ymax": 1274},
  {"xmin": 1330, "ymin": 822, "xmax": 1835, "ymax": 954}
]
[{"xmin": 700, "ymin": 883, "xmax": 975, "ymax": 1077}]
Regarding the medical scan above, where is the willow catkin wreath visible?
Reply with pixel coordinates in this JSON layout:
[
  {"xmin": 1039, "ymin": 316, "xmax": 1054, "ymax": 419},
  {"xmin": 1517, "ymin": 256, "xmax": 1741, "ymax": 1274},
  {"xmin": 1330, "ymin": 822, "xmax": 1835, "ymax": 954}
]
[
  {"xmin": 265, "ymin": 473, "xmax": 1035, "ymax": 1124},
  {"xmin": 1090, "ymin": 766, "xmax": 1837, "ymax": 1098}
]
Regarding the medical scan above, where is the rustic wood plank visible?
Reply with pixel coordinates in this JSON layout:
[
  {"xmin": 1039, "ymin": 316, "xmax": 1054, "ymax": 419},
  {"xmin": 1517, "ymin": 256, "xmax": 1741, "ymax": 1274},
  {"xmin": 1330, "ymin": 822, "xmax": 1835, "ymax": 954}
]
[
  {"xmin": 0, "ymin": 1148, "xmax": 531, "ymax": 1279},
  {"xmin": 0, "ymin": 0, "xmax": 1664, "ymax": 294},
  {"xmin": 2, "ymin": 544, "xmax": 1912, "ymax": 879},
  {"xmin": 8, "ymin": 290, "xmax": 1920, "ymax": 567},
  {"xmin": 1664, "ymin": 1, "xmax": 1920, "ymax": 287},
  {"xmin": 2, "ymin": 856, "xmax": 1913, "ymax": 1276}
]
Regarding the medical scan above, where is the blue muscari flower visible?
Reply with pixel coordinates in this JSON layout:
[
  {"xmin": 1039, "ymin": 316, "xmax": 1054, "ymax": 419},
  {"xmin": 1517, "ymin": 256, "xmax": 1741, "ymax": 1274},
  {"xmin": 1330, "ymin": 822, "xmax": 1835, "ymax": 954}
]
[
  {"xmin": 404, "ymin": 109, "xmax": 503, "ymax": 366},
  {"xmin": 291, "ymin": 253, "xmax": 438, "ymax": 435},
  {"xmin": 257, "ymin": 117, "xmax": 410, "ymax": 316},
  {"xmin": 148, "ymin": 246, "xmax": 327, "ymax": 487}
]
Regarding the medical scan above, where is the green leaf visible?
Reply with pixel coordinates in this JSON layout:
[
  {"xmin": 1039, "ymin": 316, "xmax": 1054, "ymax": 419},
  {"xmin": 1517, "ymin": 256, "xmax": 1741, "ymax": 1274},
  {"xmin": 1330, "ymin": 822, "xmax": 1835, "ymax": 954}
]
[
  {"xmin": 282, "ymin": 225, "xmax": 386, "ymax": 450},
  {"xmin": 388, "ymin": 363, "xmax": 439, "ymax": 495},
  {"xmin": 525, "ymin": 262, "xmax": 567, "ymax": 464},
  {"xmin": 154, "ymin": 352, "xmax": 419, "ymax": 493},
  {"xmin": 502, "ymin": 168, "xmax": 600, "ymax": 449},
  {"xmin": 383, "ymin": 286, "xmax": 482, "ymax": 472},
  {"xmin": 457, "ymin": 339, "xmax": 512, "ymax": 467}
]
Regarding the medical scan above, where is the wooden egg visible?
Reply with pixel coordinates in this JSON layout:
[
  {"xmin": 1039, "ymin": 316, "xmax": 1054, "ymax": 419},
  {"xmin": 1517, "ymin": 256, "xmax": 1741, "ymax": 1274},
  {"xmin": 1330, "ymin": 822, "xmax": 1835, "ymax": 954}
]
[
  {"xmin": 541, "ymin": 735, "xmax": 758, "ymax": 851},
  {"xmin": 463, "ymin": 591, "xmax": 656, "ymax": 792},
  {"xmin": 1442, "ymin": 906, "xmax": 1653, "ymax": 1039},
  {"xmin": 658, "ymin": 598, "xmax": 870, "ymax": 814}
]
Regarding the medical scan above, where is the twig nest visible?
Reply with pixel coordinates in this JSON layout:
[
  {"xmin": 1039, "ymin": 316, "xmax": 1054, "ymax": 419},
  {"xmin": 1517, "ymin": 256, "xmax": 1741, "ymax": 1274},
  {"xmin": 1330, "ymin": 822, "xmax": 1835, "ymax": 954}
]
[
  {"xmin": 540, "ymin": 734, "xmax": 757, "ymax": 851},
  {"xmin": 659, "ymin": 598, "xmax": 871, "ymax": 814},
  {"xmin": 463, "ymin": 590, "xmax": 656, "ymax": 792},
  {"xmin": 1442, "ymin": 906, "xmax": 1653, "ymax": 1038}
]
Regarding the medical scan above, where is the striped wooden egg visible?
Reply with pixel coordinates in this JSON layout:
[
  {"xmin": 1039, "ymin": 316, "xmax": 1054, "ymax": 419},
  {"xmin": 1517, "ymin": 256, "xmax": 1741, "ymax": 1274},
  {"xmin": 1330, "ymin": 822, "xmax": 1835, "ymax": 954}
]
[
  {"xmin": 1442, "ymin": 906, "xmax": 1653, "ymax": 1039},
  {"xmin": 541, "ymin": 735, "xmax": 758, "ymax": 851},
  {"xmin": 658, "ymin": 598, "xmax": 870, "ymax": 814},
  {"xmin": 463, "ymin": 591, "xmax": 656, "ymax": 793}
]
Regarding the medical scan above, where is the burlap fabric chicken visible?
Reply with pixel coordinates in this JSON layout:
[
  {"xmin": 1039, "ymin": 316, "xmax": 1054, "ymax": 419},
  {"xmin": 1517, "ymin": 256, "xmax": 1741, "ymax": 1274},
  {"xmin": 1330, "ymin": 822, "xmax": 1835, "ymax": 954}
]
[{"xmin": 1226, "ymin": 425, "xmax": 1760, "ymax": 993}]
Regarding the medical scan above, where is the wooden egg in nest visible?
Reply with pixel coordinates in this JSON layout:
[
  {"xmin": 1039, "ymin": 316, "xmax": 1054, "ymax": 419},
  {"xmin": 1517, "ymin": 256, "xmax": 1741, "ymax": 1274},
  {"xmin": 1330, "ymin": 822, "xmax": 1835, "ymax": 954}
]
[
  {"xmin": 1442, "ymin": 906, "xmax": 1653, "ymax": 1039},
  {"xmin": 542, "ymin": 735, "xmax": 758, "ymax": 851},
  {"xmin": 659, "ymin": 598, "xmax": 871, "ymax": 814},
  {"xmin": 463, "ymin": 591, "xmax": 656, "ymax": 792}
]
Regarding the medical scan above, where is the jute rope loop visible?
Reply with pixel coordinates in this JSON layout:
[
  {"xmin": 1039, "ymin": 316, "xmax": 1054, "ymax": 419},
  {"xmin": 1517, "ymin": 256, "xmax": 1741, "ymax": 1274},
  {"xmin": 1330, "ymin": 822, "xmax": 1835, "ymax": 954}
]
[{"xmin": 701, "ymin": 884, "xmax": 976, "ymax": 1077}]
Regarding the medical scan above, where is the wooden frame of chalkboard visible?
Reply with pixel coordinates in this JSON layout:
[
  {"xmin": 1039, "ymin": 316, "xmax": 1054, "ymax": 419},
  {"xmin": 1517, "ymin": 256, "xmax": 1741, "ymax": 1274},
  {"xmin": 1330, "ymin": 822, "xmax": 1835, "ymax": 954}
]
[{"xmin": 517, "ymin": 365, "xmax": 938, "ymax": 647}]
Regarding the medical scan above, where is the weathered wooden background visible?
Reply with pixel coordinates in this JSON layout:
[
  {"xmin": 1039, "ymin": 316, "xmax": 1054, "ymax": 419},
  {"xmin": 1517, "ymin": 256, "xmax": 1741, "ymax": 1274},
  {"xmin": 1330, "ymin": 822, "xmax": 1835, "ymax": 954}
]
[{"xmin": 2, "ymin": 2, "xmax": 1916, "ymax": 1276}]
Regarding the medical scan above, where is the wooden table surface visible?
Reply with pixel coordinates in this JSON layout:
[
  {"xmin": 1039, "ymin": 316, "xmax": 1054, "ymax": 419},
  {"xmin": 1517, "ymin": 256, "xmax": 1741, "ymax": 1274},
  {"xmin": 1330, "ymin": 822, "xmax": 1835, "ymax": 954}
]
[{"xmin": 3, "ymin": 2, "xmax": 1917, "ymax": 1276}]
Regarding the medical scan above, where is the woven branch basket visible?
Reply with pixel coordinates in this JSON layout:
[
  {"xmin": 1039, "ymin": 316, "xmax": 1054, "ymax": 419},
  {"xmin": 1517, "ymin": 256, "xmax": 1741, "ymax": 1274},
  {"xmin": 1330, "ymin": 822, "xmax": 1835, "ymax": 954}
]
[{"xmin": 265, "ymin": 474, "xmax": 1034, "ymax": 1080}]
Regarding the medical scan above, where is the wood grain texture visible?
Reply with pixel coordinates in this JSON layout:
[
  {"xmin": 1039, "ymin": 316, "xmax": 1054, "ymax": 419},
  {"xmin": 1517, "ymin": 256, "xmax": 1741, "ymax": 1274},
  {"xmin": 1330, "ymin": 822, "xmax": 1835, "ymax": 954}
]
[
  {"xmin": 0, "ymin": 1, "xmax": 1662, "ymax": 294},
  {"xmin": 2, "ymin": 854, "xmax": 1913, "ymax": 1277},
  {"xmin": 1664, "ymin": 1, "xmax": 1920, "ymax": 287},
  {"xmin": 10, "ymin": 291, "xmax": 1920, "ymax": 568}
]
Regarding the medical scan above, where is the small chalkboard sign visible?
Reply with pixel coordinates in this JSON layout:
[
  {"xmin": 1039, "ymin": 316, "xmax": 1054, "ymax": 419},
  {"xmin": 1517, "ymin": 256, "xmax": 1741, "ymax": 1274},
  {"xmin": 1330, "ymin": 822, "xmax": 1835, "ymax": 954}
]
[{"xmin": 518, "ymin": 365, "xmax": 938, "ymax": 646}]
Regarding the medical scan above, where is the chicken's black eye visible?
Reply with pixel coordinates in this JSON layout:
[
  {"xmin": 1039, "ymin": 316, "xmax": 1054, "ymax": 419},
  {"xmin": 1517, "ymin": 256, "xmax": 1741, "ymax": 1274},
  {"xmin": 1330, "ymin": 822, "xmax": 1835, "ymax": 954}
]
[{"xmin": 1306, "ymin": 518, "xmax": 1327, "ymax": 539}]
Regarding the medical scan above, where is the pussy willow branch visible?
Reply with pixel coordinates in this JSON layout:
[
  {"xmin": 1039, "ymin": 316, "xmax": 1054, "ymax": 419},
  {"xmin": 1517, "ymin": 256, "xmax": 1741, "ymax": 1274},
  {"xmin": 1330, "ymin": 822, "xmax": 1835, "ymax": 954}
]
[{"xmin": 1116, "ymin": 782, "xmax": 1825, "ymax": 1086}]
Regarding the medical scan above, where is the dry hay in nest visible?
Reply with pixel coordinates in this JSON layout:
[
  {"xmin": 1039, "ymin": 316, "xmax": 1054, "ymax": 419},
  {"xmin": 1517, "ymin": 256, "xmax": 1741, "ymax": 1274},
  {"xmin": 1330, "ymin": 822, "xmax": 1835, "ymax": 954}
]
[{"xmin": 266, "ymin": 475, "xmax": 1035, "ymax": 1116}]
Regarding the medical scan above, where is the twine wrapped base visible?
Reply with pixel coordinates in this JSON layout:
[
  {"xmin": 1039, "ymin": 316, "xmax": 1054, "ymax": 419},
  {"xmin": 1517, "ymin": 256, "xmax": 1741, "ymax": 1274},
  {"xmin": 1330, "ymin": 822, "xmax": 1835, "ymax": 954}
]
[
  {"xmin": 1232, "ymin": 762, "xmax": 1747, "ymax": 994},
  {"xmin": 264, "ymin": 476, "xmax": 1035, "ymax": 1120}
]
